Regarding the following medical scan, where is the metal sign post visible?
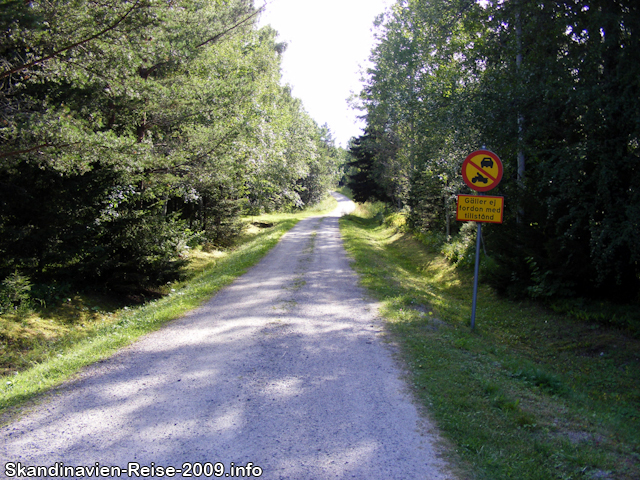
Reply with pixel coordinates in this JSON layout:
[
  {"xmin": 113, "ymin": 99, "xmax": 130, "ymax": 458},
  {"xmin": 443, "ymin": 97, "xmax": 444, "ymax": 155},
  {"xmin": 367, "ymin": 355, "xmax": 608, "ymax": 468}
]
[
  {"xmin": 457, "ymin": 150, "xmax": 504, "ymax": 331},
  {"xmin": 471, "ymin": 222, "xmax": 482, "ymax": 330}
]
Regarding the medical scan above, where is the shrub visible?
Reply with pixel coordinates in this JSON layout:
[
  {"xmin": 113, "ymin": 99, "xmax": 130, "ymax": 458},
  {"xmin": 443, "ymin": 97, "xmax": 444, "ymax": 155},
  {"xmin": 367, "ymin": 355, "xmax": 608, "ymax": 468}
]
[
  {"xmin": 441, "ymin": 222, "xmax": 477, "ymax": 268},
  {"xmin": 0, "ymin": 272, "xmax": 32, "ymax": 314},
  {"xmin": 383, "ymin": 211, "xmax": 408, "ymax": 229},
  {"xmin": 356, "ymin": 201, "xmax": 391, "ymax": 224},
  {"xmin": 414, "ymin": 230, "xmax": 447, "ymax": 252}
]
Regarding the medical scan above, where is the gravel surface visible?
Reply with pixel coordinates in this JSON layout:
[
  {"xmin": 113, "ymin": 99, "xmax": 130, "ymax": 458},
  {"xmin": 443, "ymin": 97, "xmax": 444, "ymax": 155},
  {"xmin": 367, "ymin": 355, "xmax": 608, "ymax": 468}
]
[{"xmin": 1, "ymin": 193, "xmax": 457, "ymax": 480}]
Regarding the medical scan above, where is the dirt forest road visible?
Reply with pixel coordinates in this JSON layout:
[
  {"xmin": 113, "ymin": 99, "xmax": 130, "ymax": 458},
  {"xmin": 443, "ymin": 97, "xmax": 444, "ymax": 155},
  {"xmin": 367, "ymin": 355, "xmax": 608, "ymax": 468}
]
[{"xmin": 1, "ymin": 192, "xmax": 456, "ymax": 480}]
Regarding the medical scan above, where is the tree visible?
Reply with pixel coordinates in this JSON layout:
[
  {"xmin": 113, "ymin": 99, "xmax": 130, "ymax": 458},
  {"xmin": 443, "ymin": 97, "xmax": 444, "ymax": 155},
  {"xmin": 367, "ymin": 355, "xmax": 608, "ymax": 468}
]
[{"xmin": 345, "ymin": 132, "xmax": 389, "ymax": 204}]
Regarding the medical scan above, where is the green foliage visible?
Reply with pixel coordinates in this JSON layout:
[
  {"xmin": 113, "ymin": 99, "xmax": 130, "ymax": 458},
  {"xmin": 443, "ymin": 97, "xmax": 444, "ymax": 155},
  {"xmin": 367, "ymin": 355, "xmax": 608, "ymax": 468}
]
[
  {"xmin": 0, "ymin": 0, "xmax": 338, "ymax": 295},
  {"xmin": 550, "ymin": 299, "xmax": 640, "ymax": 338},
  {"xmin": 344, "ymin": 132, "xmax": 391, "ymax": 204},
  {"xmin": 353, "ymin": 0, "xmax": 640, "ymax": 303},
  {"xmin": 298, "ymin": 125, "xmax": 342, "ymax": 207},
  {"xmin": 408, "ymin": 167, "xmax": 452, "ymax": 235},
  {"xmin": 414, "ymin": 230, "xmax": 446, "ymax": 252},
  {"xmin": 383, "ymin": 210, "xmax": 407, "ymax": 230},
  {"xmin": 440, "ymin": 222, "xmax": 477, "ymax": 268},
  {"xmin": 85, "ymin": 213, "xmax": 190, "ymax": 290},
  {"xmin": 354, "ymin": 201, "xmax": 392, "ymax": 226},
  {"xmin": 0, "ymin": 272, "xmax": 32, "ymax": 314}
]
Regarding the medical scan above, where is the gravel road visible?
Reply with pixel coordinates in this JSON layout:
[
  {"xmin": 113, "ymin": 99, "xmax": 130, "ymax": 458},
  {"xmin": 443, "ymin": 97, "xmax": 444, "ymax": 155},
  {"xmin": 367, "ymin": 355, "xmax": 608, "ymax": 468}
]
[{"xmin": 1, "ymin": 192, "xmax": 456, "ymax": 480}]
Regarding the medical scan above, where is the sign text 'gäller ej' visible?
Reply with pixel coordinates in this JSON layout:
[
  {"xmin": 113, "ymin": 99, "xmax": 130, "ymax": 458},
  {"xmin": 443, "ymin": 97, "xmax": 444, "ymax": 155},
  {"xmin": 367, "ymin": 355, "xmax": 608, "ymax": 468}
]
[{"xmin": 456, "ymin": 195, "xmax": 504, "ymax": 224}]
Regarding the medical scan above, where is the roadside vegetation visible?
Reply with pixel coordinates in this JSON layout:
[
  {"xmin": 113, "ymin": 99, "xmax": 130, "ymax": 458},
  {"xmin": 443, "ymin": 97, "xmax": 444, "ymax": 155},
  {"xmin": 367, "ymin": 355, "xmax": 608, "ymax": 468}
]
[
  {"xmin": 339, "ymin": 200, "xmax": 640, "ymax": 480},
  {"xmin": 0, "ymin": 194, "xmax": 337, "ymax": 418},
  {"xmin": 1, "ymin": 0, "xmax": 346, "ymax": 417},
  {"xmin": 348, "ymin": 0, "xmax": 640, "ymax": 303},
  {"xmin": 1, "ymin": 0, "xmax": 343, "ymax": 314}
]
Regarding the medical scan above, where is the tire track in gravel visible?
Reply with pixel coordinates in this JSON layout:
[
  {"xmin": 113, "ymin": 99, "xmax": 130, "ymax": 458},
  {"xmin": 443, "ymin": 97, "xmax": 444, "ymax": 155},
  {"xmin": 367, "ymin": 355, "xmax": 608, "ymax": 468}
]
[{"xmin": 0, "ymin": 192, "xmax": 457, "ymax": 480}]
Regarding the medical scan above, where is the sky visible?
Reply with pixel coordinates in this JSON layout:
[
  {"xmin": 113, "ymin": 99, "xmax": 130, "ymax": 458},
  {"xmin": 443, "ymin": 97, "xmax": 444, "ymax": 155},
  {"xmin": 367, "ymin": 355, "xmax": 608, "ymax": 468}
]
[{"xmin": 258, "ymin": 0, "xmax": 393, "ymax": 148}]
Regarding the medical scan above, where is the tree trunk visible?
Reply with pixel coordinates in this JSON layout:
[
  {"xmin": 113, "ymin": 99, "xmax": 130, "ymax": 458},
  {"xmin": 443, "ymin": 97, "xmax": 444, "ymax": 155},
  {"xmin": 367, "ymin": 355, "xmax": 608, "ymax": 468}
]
[{"xmin": 515, "ymin": 0, "xmax": 526, "ymax": 222}]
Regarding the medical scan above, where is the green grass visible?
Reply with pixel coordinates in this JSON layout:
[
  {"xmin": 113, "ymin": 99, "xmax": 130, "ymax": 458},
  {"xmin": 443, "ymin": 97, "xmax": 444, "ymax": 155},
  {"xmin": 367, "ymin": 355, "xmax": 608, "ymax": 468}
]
[
  {"xmin": 340, "ymin": 203, "xmax": 640, "ymax": 480},
  {"xmin": 335, "ymin": 185, "xmax": 354, "ymax": 199},
  {"xmin": 0, "ymin": 193, "xmax": 337, "ymax": 419}
]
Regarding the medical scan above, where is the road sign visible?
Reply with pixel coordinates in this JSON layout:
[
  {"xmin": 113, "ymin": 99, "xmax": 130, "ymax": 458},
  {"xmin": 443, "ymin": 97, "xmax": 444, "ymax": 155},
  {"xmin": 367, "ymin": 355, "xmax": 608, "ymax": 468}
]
[
  {"xmin": 458, "ymin": 150, "xmax": 504, "ymax": 332},
  {"xmin": 456, "ymin": 195, "xmax": 504, "ymax": 224},
  {"xmin": 462, "ymin": 150, "xmax": 503, "ymax": 192}
]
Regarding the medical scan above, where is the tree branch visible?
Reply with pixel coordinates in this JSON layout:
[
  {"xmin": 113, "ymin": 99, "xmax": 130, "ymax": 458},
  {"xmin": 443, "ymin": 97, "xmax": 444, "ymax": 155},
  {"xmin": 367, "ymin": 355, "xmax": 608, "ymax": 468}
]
[
  {"xmin": 193, "ymin": 128, "xmax": 239, "ymax": 163},
  {"xmin": 195, "ymin": 5, "xmax": 265, "ymax": 49},
  {"xmin": 0, "ymin": 141, "xmax": 81, "ymax": 159},
  {"xmin": 0, "ymin": 0, "xmax": 143, "ymax": 81},
  {"xmin": 0, "ymin": 143, "xmax": 55, "ymax": 158}
]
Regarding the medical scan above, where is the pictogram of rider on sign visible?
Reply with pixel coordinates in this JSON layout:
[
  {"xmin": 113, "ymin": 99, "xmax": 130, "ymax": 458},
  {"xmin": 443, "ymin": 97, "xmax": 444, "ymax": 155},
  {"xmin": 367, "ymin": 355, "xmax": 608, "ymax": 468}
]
[{"xmin": 462, "ymin": 150, "xmax": 503, "ymax": 192}]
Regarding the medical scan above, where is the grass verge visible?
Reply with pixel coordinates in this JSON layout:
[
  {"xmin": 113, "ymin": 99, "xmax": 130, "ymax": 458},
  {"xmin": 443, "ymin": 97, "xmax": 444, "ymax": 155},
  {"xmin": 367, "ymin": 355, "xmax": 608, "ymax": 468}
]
[
  {"xmin": 335, "ymin": 185, "xmax": 353, "ymax": 199},
  {"xmin": 340, "ymin": 203, "xmax": 640, "ymax": 480},
  {"xmin": 0, "ymin": 194, "xmax": 337, "ymax": 419}
]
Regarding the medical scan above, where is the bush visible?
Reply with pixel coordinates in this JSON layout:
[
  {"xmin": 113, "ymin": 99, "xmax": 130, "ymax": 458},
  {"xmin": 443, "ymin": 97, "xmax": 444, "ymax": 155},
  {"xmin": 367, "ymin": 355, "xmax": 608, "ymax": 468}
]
[
  {"xmin": 383, "ymin": 210, "xmax": 408, "ymax": 230},
  {"xmin": 354, "ymin": 201, "xmax": 391, "ymax": 224},
  {"xmin": 0, "ymin": 272, "xmax": 32, "ymax": 314},
  {"xmin": 81, "ymin": 213, "xmax": 190, "ymax": 291},
  {"xmin": 441, "ymin": 222, "xmax": 477, "ymax": 268},
  {"xmin": 30, "ymin": 281, "xmax": 73, "ymax": 308},
  {"xmin": 414, "ymin": 230, "xmax": 446, "ymax": 252}
]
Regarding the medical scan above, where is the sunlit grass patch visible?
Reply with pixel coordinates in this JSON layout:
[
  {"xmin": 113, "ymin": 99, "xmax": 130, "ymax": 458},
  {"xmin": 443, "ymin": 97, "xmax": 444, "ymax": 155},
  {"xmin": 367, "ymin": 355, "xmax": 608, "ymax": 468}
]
[
  {"xmin": 180, "ymin": 248, "xmax": 227, "ymax": 279},
  {"xmin": 0, "ymin": 295, "xmax": 124, "ymax": 377},
  {"xmin": 335, "ymin": 185, "xmax": 353, "ymax": 199}
]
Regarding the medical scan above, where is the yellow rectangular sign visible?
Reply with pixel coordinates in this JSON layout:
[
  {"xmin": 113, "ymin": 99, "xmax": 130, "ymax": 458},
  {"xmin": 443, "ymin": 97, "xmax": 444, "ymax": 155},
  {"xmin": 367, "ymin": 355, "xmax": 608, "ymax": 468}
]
[{"xmin": 456, "ymin": 195, "xmax": 504, "ymax": 224}]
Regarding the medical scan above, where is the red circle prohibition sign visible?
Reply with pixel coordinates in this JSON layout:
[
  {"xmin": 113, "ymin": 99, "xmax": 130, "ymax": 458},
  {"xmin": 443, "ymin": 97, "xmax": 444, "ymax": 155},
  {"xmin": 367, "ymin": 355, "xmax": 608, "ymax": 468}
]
[{"xmin": 461, "ymin": 150, "xmax": 503, "ymax": 192}]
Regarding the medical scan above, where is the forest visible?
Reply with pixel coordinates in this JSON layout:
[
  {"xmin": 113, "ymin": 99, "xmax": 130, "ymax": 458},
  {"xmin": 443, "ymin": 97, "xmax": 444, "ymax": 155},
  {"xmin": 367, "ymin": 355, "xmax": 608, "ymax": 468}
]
[
  {"xmin": 0, "ymin": 0, "xmax": 341, "ymax": 308},
  {"xmin": 346, "ymin": 0, "xmax": 640, "ymax": 304},
  {"xmin": 2, "ymin": 0, "xmax": 639, "ymax": 312}
]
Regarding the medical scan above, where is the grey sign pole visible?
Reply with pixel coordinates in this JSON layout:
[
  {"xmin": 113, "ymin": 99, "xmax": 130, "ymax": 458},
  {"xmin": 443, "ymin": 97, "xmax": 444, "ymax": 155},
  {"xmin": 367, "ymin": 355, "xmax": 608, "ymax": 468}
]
[{"xmin": 470, "ymin": 222, "xmax": 482, "ymax": 331}]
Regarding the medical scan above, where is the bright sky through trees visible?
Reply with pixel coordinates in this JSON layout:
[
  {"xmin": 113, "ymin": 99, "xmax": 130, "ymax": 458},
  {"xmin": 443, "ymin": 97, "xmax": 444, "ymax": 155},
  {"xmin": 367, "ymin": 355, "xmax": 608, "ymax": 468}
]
[{"xmin": 258, "ymin": 0, "xmax": 392, "ymax": 147}]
